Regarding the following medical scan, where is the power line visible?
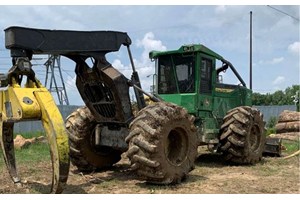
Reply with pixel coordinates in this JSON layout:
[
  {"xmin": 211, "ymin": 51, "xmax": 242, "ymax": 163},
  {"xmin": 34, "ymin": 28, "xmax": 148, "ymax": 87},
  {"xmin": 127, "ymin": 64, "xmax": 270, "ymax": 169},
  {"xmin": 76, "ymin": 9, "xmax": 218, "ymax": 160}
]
[
  {"xmin": 61, "ymin": 69, "xmax": 74, "ymax": 78},
  {"xmin": 267, "ymin": 5, "xmax": 300, "ymax": 22}
]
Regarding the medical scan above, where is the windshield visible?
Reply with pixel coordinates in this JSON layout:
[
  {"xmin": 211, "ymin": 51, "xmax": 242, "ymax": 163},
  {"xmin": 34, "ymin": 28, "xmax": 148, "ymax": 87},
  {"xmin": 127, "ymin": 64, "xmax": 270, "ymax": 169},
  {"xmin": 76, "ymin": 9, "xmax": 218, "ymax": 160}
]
[{"xmin": 157, "ymin": 54, "xmax": 195, "ymax": 94}]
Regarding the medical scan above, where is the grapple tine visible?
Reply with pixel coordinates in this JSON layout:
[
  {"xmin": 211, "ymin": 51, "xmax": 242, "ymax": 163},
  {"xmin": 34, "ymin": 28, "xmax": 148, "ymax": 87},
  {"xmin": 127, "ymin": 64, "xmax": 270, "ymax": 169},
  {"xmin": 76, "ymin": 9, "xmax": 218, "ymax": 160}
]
[
  {"xmin": 0, "ymin": 122, "xmax": 21, "ymax": 185},
  {"xmin": 34, "ymin": 91, "xmax": 70, "ymax": 194}
]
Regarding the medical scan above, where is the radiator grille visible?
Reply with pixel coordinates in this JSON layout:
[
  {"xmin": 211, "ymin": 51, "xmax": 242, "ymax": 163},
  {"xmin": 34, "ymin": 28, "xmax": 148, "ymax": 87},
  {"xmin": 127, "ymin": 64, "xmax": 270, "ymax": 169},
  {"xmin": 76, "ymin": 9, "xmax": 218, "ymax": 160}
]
[{"xmin": 84, "ymin": 83, "xmax": 116, "ymax": 118}]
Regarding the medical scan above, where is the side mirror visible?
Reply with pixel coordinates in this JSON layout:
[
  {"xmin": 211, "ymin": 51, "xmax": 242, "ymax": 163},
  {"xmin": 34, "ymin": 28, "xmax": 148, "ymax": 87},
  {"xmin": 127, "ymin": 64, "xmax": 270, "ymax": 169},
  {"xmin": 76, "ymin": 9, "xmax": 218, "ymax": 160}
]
[{"xmin": 217, "ymin": 75, "xmax": 223, "ymax": 83}]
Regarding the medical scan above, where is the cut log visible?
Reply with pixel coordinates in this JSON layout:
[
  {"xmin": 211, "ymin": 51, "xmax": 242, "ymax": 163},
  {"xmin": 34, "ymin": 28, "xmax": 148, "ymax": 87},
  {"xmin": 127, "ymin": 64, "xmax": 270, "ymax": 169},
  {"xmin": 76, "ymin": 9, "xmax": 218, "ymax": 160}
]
[
  {"xmin": 276, "ymin": 121, "xmax": 300, "ymax": 133},
  {"xmin": 278, "ymin": 110, "xmax": 300, "ymax": 122}
]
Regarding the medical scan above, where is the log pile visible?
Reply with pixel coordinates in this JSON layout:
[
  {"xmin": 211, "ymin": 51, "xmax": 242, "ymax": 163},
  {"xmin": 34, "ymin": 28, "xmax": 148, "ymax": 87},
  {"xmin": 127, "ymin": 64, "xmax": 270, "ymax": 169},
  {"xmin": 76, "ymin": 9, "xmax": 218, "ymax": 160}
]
[{"xmin": 276, "ymin": 110, "xmax": 300, "ymax": 134}]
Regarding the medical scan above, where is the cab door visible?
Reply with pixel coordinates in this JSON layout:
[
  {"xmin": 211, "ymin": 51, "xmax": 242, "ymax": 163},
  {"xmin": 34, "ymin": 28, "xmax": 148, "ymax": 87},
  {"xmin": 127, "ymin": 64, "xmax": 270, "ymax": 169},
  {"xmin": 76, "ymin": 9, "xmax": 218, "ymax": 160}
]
[
  {"xmin": 198, "ymin": 55, "xmax": 214, "ymax": 112},
  {"xmin": 197, "ymin": 54, "xmax": 218, "ymax": 142}
]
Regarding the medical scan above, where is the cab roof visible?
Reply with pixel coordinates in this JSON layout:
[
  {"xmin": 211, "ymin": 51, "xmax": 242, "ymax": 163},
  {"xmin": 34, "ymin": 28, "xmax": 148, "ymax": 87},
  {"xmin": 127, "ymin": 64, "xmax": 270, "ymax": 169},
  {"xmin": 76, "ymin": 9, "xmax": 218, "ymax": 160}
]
[{"xmin": 149, "ymin": 44, "xmax": 224, "ymax": 61}]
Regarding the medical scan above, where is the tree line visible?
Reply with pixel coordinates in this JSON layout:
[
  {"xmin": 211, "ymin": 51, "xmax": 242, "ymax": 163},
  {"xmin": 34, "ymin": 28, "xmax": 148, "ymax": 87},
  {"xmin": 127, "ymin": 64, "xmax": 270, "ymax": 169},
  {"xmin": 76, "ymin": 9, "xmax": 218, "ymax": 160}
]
[{"xmin": 252, "ymin": 85, "xmax": 300, "ymax": 106}]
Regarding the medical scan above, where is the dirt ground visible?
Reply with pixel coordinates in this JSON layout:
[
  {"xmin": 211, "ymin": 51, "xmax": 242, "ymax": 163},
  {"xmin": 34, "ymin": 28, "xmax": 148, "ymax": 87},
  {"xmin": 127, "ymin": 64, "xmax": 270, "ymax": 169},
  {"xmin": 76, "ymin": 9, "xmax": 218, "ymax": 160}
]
[{"xmin": 0, "ymin": 146, "xmax": 299, "ymax": 194}]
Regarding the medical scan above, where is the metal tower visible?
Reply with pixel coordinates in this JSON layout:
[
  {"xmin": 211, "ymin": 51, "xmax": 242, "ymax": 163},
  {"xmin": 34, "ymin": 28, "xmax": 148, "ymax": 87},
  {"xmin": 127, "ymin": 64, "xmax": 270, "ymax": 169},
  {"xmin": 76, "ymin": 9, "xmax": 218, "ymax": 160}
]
[{"xmin": 44, "ymin": 55, "xmax": 70, "ymax": 105}]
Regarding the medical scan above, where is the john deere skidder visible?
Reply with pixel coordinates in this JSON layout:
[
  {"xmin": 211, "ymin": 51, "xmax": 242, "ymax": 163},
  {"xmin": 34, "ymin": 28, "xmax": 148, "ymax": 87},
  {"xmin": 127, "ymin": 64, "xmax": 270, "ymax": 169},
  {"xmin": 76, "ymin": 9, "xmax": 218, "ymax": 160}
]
[{"xmin": 0, "ymin": 26, "xmax": 266, "ymax": 193}]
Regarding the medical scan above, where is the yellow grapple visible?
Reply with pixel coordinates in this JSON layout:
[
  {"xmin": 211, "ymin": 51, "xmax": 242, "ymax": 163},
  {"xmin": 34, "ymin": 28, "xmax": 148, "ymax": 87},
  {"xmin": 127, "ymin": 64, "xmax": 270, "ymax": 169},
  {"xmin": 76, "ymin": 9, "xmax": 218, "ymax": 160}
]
[{"xmin": 0, "ymin": 58, "xmax": 69, "ymax": 193}]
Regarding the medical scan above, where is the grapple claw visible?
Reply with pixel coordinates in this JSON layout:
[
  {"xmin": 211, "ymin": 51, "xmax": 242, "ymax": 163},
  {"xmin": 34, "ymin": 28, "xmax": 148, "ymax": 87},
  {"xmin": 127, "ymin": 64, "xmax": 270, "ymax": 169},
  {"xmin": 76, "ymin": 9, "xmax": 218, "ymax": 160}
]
[
  {"xmin": 34, "ymin": 91, "xmax": 70, "ymax": 194},
  {"xmin": 0, "ymin": 122, "xmax": 21, "ymax": 184}
]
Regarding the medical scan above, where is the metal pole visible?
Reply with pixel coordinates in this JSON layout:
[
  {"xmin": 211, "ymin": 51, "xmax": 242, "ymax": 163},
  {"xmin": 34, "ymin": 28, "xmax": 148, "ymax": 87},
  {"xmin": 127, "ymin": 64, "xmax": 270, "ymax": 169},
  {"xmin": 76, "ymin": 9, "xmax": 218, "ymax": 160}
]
[
  {"xmin": 132, "ymin": 84, "xmax": 161, "ymax": 102},
  {"xmin": 126, "ymin": 45, "xmax": 146, "ymax": 109},
  {"xmin": 126, "ymin": 46, "xmax": 136, "ymax": 72},
  {"xmin": 250, "ymin": 11, "xmax": 253, "ymax": 90}
]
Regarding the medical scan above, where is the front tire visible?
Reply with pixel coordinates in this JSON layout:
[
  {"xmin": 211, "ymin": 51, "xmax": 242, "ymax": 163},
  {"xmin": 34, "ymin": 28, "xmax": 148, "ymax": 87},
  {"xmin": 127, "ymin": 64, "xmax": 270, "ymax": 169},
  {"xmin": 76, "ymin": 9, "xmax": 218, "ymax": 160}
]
[
  {"xmin": 125, "ymin": 102, "xmax": 198, "ymax": 184},
  {"xmin": 219, "ymin": 106, "xmax": 266, "ymax": 164},
  {"xmin": 66, "ymin": 107, "xmax": 121, "ymax": 172}
]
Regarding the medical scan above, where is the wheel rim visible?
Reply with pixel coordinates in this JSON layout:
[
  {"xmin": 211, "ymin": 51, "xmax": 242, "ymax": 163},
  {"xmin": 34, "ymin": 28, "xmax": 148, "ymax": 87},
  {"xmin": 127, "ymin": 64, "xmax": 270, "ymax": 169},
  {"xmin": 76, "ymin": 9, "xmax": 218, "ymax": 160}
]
[
  {"xmin": 249, "ymin": 124, "xmax": 261, "ymax": 151},
  {"xmin": 165, "ymin": 127, "xmax": 188, "ymax": 166}
]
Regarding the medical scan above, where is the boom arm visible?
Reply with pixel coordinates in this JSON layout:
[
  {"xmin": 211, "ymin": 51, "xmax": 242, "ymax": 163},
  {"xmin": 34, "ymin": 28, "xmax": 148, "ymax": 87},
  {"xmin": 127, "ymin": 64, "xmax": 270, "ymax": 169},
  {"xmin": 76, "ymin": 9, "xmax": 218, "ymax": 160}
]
[
  {"xmin": 5, "ymin": 26, "xmax": 146, "ymax": 124},
  {"xmin": 5, "ymin": 26, "xmax": 132, "ymax": 58}
]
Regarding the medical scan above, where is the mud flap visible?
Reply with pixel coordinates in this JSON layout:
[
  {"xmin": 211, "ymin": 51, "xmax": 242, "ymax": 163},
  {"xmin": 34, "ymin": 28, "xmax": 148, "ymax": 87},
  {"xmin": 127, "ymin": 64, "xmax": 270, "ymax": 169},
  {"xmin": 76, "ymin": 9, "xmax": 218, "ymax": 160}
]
[{"xmin": 263, "ymin": 137, "xmax": 282, "ymax": 157}]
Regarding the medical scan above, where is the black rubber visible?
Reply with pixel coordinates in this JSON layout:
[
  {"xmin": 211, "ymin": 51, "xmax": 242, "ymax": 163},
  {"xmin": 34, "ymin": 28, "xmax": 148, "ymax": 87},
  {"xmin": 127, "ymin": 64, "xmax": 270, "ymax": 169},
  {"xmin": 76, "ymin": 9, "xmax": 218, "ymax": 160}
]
[
  {"xmin": 125, "ymin": 102, "xmax": 198, "ymax": 184},
  {"xmin": 219, "ymin": 106, "xmax": 266, "ymax": 164}
]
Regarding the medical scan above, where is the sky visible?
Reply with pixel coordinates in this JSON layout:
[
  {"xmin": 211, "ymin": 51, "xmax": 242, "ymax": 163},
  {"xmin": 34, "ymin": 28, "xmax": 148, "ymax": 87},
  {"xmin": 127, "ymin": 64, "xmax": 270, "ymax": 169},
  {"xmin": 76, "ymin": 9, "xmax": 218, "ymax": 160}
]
[{"xmin": 0, "ymin": 4, "xmax": 299, "ymax": 105}]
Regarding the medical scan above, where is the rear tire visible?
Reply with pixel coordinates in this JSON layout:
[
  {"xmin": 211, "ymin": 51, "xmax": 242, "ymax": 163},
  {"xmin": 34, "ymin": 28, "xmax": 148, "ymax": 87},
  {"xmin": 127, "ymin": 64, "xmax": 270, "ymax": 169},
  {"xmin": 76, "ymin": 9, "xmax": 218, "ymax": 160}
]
[
  {"xmin": 66, "ymin": 107, "xmax": 121, "ymax": 172},
  {"xmin": 219, "ymin": 106, "xmax": 266, "ymax": 164},
  {"xmin": 125, "ymin": 102, "xmax": 198, "ymax": 184}
]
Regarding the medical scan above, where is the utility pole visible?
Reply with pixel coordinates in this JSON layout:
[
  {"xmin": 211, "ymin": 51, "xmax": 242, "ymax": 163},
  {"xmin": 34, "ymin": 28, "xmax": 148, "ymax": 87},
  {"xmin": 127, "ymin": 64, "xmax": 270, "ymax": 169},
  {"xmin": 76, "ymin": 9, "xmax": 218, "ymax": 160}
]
[
  {"xmin": 44, "ymin": 55, "xmax": 70, "ymax": 105},
  {"xmin": 250, "ymin": 11, "xmax": 253, "ymax": 90}
]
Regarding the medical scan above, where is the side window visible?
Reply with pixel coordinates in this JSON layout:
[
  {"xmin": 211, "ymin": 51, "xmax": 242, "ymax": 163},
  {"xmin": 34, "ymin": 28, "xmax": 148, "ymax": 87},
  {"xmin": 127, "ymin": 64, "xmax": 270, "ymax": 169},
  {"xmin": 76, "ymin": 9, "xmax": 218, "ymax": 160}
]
[
  {"xmin": 200, "ymin": 58, "xmax": 212, "ymax": 94},
  {"xmin": 158, "ymin": 56, "xmax": 177, "ymax": 94},
  {"xmin": 174, "ymin": 56, "xmax": 195, "ymax": 93},
  {"xmin": 157, "ymin": 54, "xmax": 195, "ymax": 94}
]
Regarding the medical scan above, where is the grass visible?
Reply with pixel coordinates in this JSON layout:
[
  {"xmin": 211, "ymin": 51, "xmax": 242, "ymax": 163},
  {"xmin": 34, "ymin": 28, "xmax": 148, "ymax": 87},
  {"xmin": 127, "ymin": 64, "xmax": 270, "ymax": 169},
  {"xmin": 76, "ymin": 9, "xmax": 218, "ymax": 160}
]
[
  {"xmin": 266, "ymin": 128, "xmax": 276, "ymax": 136},
  {"xmin": 282, "ymin": 139, "xmax": 299, "ymax": 155},
  {"xmin": 15, "ymin": 143, "xmax": 50, "ymax": 164},
  {"xmin": 257, "ymin": 139, "xmax": 299, "ymax": 177},
  {"xmin": 0, "ymin": 131, "xmax": 49, "ymax": 166},
  {"xmin": 0, "ymin": 142, "xmax": 50, "ymax": 168}
]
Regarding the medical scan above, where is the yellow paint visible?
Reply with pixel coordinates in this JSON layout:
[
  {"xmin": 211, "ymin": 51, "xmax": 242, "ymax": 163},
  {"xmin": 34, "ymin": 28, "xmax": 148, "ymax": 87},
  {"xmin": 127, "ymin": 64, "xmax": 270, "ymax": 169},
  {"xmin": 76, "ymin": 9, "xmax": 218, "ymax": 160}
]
[
  {"xmin": 215, "ymin": 87, "xmax": 234, "ymax": 93},
  {"xmin": 34, "ymin": 91, "xmax": 70, "ymax": 193},
  {"xmin": 0, "ymin": 122, "xmax": 5, "ymax": 166},
  {"xmin": 2, "ymin": 87, "xmax": 42, "ymax": 120},
  {"xmin": 0, "ymin": 76, "xmax": 69, "ymax": 193}
]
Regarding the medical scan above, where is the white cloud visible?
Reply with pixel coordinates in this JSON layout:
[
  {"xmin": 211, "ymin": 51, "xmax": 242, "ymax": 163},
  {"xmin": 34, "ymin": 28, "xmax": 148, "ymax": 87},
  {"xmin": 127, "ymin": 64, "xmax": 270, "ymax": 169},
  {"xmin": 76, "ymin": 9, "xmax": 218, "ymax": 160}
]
[
  {"xmin": 270, "ymin": 57, "xmax": 284, "ymax": 65},
  {"xmin": 215, "ymin": 5, "xmax": 227, "ymax": 14},
  {"xmin": 258, "ymin": 57, "xmax": 284, "ymax": 65},
  {"xmin": 112, "ymin": 59, "xmax": 132, "ymax": 78},
  {"xmin": 111, "ymin": 59, "xmax": 124, "ymax": 69},
  {"xmin": 288, "ymin": 41, "xmax": 300, "ymax": 54},
  {"xmin": 136, "ymin": 32, "xmax": 166, "ymax": 51},
  {"xmin": 136, "ymin": 32, "xmax": 167, "ymax": 65},
  {"xmin": 272, "ymin": 76, "xmax": 285, "ymax": 85}
]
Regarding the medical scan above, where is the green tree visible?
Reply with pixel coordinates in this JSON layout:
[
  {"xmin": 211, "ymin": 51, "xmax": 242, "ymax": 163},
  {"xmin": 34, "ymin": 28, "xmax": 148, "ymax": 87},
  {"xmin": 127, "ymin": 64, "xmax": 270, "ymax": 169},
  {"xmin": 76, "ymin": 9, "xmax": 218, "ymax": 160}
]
[
  {"xmin": 265, "ymin": 93, "xmax": 272, "ymax": 105},
  {"xmin": 252, "ymin": 85, "xmax": 300, "ymax": 106},
  {"xmin": 272, "ymin": 90, "xmax": 285, "ymax": 105},
  {"xmin": 252, "ymin": 92, "xmax": 263, "ymax": 105},
  {"xmin": 285, "ymin": 85, "xmax": 300, "ymax": 105}
]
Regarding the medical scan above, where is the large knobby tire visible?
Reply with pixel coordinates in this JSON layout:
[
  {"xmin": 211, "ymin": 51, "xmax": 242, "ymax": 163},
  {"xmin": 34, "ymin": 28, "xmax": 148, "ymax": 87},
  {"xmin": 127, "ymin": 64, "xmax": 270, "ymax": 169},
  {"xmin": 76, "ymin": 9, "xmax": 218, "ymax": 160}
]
[
  {"xmin": 125, "ymin": 102, "xmax": 198, "ymax": 184},
  {"xmin": 66, "ymin": 106, "xmax": 121, "ymax": 172},
  {"xmin": 219, "ymin": 106, "xmax": 266, "ymax": 164}
]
